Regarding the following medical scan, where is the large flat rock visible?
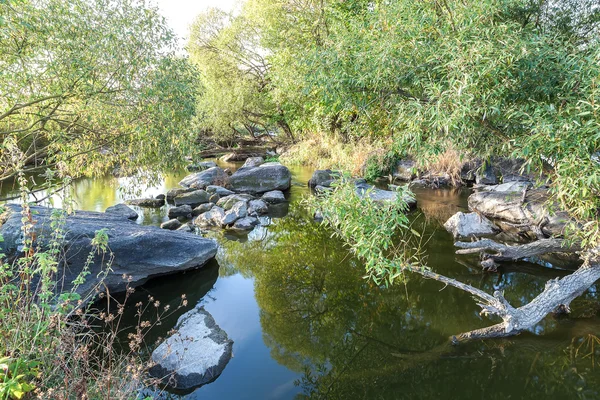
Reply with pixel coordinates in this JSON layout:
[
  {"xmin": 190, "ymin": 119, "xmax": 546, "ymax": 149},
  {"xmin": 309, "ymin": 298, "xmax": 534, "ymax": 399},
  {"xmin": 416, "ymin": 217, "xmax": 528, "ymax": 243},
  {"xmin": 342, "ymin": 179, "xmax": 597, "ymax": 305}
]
[
  {"xmin": 150, "ymin": 306, "xmax": 233, "ymax": 390},
  {"xmin": 0, "ymin": 205, "xmax": 218, "ymax": 300},
  {"xmin": 228, "ymin": 163, "xmax": 291, "ymax": 194}
]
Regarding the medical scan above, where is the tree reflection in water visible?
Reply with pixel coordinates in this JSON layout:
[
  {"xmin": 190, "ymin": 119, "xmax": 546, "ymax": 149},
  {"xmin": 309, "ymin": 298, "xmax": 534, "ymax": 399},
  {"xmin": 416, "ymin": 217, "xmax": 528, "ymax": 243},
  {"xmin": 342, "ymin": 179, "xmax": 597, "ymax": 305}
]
[{"xmin": 218, "ymin": 203, "xmax": 600, "ymax": 400}]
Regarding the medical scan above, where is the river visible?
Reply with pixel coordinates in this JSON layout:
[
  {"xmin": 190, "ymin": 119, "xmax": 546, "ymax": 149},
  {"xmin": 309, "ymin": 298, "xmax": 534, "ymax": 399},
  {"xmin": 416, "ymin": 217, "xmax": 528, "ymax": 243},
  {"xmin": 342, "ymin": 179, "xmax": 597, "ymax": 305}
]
[{"xmin": 1, "ymin": 162, "xmax": 599, "ymax": 399}]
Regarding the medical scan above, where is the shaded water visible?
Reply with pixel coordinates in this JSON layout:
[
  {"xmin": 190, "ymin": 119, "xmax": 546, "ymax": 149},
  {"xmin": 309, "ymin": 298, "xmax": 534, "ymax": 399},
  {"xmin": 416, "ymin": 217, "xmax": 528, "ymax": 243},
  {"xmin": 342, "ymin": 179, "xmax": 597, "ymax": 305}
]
[{"xmin": 2, "ymin": 164, "xmax": 600, "ymax": 399}]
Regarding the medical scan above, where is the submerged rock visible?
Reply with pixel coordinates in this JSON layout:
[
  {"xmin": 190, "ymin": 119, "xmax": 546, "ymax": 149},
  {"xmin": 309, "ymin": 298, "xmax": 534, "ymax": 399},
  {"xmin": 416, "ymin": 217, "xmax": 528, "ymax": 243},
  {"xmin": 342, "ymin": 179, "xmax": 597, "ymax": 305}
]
[
  {"xmin": 228, "ymin": 163, "xmax": 291, "ymax": 194},
  {"xmin": 150, "ymin": 307, "xmax": 233, "ymax": 390},
  {"xmin": 0, "ymin": 205, "xmax": 217, "ymax": 300},
  {"xmin": 105, "ymin": 204, "xmax": 138, "ymax": 220},
  {"xmin": 444, "ymin": 212, "xmax": 499, "ymax": 238},
  {"xmin": 125, "ymin": 198, "xmax": 164, "ymax": 208}
]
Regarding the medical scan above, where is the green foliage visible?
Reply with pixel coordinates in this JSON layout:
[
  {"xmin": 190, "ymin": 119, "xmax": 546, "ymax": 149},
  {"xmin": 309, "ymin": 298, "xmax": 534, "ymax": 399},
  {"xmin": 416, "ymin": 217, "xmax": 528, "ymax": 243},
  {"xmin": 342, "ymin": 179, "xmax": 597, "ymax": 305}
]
[
  {"xmin": 308, "ymin": 177, "xmax": 419, "ymax": 285},
  {"xmin": 200, "ymin": 0, "xmax": 600, "ymax": 246},
  {"xmin": 0, "ymin": 357, "xmax": 38, "ymax": 400},
  {"xmin": 363, "ymin": 151, "xmax": 399, "ymax": 182},
  {"xmin": 0, "ymin": 0, "xmax": 199, "ymax": 181}
]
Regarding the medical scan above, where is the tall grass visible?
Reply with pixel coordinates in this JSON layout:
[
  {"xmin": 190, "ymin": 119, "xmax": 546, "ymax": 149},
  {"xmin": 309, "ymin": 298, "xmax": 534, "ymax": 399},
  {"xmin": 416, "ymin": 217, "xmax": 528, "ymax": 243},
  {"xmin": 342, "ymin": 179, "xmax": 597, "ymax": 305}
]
[{"xmin": 0, "ymin": 173, "xmax": 184, "ymax": 399}]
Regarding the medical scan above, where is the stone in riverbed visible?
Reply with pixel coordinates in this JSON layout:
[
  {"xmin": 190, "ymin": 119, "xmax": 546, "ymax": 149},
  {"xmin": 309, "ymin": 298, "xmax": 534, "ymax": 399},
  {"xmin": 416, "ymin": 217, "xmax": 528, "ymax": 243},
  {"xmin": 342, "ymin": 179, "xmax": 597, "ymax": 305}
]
[
  {"xmin": 223, "ymin": 201, "xmax": 247, "ymax": 225},
  {"xmin": 149, "ymin": 306, "xmax": 233, "ymax": 390},
  {"xmin": 206, "ymin": 185, "xmax": 234, "ymax": 197},
  {"xmin": 262, "ymin": 190, "xmax": 286, "ymax": 204},
  {"xmin": 247, "ymin": 199, "xmax": 268, "ymax": 215},
  {"xmin": 174, "ymin": 190, "xmax": 211, "ymax": 208},
  {"xmin": 166, "ymin": 187, "xmax": 195, "ymax": 203},
  {"xmin": 105, "ymin": 204, "xmax": 138, "ymax": 220},
  {"xmin": 161, "ymin": 219, "xmax": 183, "ymax": 230},
  {"xmin": 444, "ymin": 212, "xmax": 499, "ymax": 238},
  {"xmin": 228, "ymin": 163, "xmax": 291, "ymax": 194},
  {"xmin": 168, "ymin": 205, "xmax": 193, "ymax": 219},
  {"xmin": 209, "ymin": 193, "xmax": 220, "ymax": 204},
  {"xmin": 0, "ymin": 205, "xmax": 217, "ymax": 300},
  {"xmin": 216, "ymin": 194, "xmax": 254, "ymax": 210},
  {"xmin": 240, "ymin": 156, "xmax": 264, "ymax": 169},
  {"xmin": 233, "ymin": 216, "xmax": 260, "ymax": 230},
  {"xmin": 193, "ymin": 203, "xmax": 214, "ymax": 216},
  {"xmin": 125, "ymin": 197, "xmax": 164, "ymax": 208},
  {"xmin": 194, "ymin": 207, "xmax": 226, "ymax": 227},
  {"xmin": 179, "ymin": 167, "xmax": 229, "ymax": 189}
]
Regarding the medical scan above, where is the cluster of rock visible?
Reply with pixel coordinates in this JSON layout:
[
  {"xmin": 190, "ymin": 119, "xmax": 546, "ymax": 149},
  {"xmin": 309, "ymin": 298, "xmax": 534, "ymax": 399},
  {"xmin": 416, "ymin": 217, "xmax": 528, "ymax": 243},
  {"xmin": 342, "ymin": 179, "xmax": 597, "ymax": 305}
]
[
  {"xmin": 308, "ymin": 169, "xmax": 418, "ymax": 209},
  {"xmin": 118, "ymin": 157, "xmax": 292, "ymax": 233},
  {"xmin": 390, "ymin": 157, "xmax": 536, "ymax": 188},
  {"xmin": 444, "ymin": 181, "xmax": 571, "ymax": 241}
]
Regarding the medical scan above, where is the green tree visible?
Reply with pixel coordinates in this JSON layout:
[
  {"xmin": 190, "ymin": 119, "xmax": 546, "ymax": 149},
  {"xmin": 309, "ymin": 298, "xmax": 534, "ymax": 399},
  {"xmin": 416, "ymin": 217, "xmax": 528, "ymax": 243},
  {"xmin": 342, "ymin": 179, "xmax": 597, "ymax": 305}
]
[{"xmin": 0, "ymin": 0, "xmax": 199, "ymax": 182}]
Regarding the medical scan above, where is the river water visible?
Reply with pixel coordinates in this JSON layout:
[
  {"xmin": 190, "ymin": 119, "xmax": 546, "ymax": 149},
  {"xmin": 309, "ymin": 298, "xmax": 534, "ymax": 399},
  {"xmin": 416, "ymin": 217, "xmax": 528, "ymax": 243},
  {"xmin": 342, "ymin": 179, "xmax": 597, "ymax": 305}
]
[{"xmin": 1, "ymin": 162, "xmax": 599, "ymax": 399}]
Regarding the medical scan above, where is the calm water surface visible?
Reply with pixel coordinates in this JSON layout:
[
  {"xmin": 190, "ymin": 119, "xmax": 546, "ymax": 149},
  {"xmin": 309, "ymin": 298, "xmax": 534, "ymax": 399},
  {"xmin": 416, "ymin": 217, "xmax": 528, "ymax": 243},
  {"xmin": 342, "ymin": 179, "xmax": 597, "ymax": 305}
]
[{"xmin": 2, "ymin": 163, "xmax": 599, "ymax": 399}]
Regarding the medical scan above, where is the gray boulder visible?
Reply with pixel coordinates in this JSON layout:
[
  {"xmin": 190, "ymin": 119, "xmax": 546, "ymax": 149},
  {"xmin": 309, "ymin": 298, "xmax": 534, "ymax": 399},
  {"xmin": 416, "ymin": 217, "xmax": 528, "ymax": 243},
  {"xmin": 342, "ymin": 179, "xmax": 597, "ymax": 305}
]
[
  {"xmin": 262, "ymin": 190, "xmax": 286, "ymax": 204},
  {"xmin": 125, "ymin": 198, "xmax": 164, "ymax": 208},
  {"xmin": 209, "ymin": 193, "xmax": 220, "ymax": 204},
  {"xmin": 149, "ymin": 307, "xmax": 233, "ymax": 390},
  {"xmin": 186, "ymin": 161, "xmax": 218, "ymax": 172},
  {"xmin": 168, "ymin": 205, "xmax": 193, "ymax": 219},
  {"xmin": 179, "ymin": 167, "xmax": 229, "ymax": 189},
  {"xmin": 222, "ymin": 201, "xmax": 247, "ymax": 226},
  {"xmin": 166, "ymin": 187, "xmax": 195, "ymax": 203},
  {"xmin": 469, "ymin": 185, "xmax": 571, "ymax": 238},
  {"xmin": 308, "ymin": 169, "xmax": 337, "ymax": 188},
  {"xmin": 174, "ymin": 190, "xmax": 210, "ymax": 208},
  {"xmin": 192, "ymin": 203, "xmax": 214, "ymax": 216},
  {"xmin": 161, "ymin": 219, "xmax": 183, "ymax": 230},
  {"xmin": 206, "ymin": 185, "xmax": 234, "ymax": 197},
  {"xmin": 247, "ymin": 199, "xmax": 268, "ymax": 215},
  {"xmin": 105, "ymin": 204, "xmax": 138, "ymax": 220},
  {"xmin": 0, "ymin": 205, "xmax": 217, "ymax": 300},
  {"xmin": 233, "ymin": 216, "xmax": 260, "ymax": 230},
  {"xmin": 240, "ymin": 157, "xmax": 264, "ymax": 169},
  {"xmin": 216, "ymin": 194, "xmax": 254, "ymax": 210},
  {"xmin": 194, "ymin": 207, "xmax": 226, "ymax": 227},
  {"xmin": 444, "ymin": 212, "xmax": 499, "ymax": 238},
  {"xmin": 228, "ymin": 163, "xmax": 291, "ymax": 194}
]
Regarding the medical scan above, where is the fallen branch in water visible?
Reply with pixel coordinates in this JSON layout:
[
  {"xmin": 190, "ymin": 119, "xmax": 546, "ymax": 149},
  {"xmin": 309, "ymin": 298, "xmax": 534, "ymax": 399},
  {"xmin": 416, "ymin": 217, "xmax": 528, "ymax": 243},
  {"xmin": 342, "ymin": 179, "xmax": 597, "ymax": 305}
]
[{"xmin": 454, "ymin": 238, "xmax": 581, "ymax": 270}]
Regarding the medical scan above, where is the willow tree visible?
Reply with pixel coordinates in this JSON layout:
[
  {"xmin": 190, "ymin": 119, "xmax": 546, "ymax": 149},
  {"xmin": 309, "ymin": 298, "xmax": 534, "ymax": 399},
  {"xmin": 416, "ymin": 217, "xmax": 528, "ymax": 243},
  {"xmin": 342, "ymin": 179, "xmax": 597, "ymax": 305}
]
[
  {"xmin": 187, "ymin": 8, "xmax": 295, "ymax": 145},
  {"xmin": 0, "ymin": 0, "xmax": 199, "ymax": 182}
]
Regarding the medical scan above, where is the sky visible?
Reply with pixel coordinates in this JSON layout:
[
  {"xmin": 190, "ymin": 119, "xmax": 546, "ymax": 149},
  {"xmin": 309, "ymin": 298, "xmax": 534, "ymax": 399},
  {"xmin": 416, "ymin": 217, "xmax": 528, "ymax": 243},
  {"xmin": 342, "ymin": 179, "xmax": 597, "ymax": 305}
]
[{"xmin": 153, "ymin": 0, "xmax": 239, "ymax": 44}]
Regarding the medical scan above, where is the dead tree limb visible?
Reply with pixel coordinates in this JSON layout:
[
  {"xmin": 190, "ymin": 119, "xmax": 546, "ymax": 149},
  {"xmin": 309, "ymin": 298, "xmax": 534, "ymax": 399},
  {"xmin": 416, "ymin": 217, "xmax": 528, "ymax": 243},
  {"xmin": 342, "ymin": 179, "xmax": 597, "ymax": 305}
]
[{"xmin": 454, "ymin": 238, "xmax": 581, "ymax": 270}]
